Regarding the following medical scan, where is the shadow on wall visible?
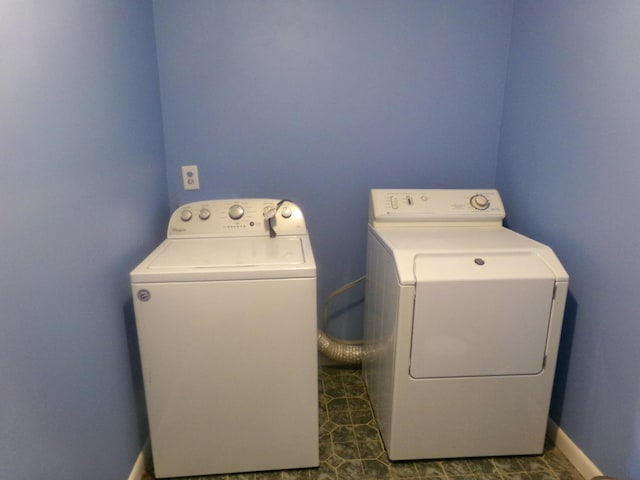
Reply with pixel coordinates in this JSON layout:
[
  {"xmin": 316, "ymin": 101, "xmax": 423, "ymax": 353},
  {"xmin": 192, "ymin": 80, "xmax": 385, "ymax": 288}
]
[
  {"xmin": 123, "ymin": 298, "xmax": 149, "ymax": 449},
  {"xmin": 549, "ymin": 291, "xmax": 579, "ymax": 424}
]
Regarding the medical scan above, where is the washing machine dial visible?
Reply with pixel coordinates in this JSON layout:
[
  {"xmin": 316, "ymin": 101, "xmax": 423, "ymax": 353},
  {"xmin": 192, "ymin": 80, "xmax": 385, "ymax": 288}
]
[
  {"xmin": 263, "ymin": 205, "xmax": 277, "ymax": 219},
  {"xmin": 281, "ymin": 206, "xmax": 292, "ymax": 218},
  {"xmin": 180, "ymin": 209, "xmax": 193, "ymax": 221},
  {"xmin": 470, "ymin": 194, "xmax": 490, "ymax": 210},
  {"xmin": 199, "ymin": 208, "xmax": 211, "ymax": 220},
  {"xmin": 228, "ymin": 204, "xmax": 244, "ymax": 220}
]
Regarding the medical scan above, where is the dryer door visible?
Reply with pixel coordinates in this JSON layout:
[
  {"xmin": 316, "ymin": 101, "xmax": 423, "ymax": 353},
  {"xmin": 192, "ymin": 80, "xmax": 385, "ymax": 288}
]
[{"xmin": 410, "ymin": 252, "xmax": 555, "ymax": 378}]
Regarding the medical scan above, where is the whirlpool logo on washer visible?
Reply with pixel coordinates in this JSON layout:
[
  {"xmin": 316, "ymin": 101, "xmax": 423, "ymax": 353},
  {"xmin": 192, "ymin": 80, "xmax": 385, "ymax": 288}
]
[
  {"xmin": 137, "ymin": 289, "xmax": 151, "ymax": 302},
  {"xmin": 171, "ymin": 227, "xmax": 186, "ymax": 233}
]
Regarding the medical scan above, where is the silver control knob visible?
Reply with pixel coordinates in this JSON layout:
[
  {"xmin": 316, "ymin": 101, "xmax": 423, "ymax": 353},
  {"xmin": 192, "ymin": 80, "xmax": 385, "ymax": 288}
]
[
  {"xmin": 263, "ymin": 205, "xmax": 277, "ymax": 219},
  {"xmin": 199, "ymin": 208, "xmax": 211, "ymax": 220},
  {"xmin": 228, "ymin": 204, "xmax": 244, "ymax": 220},
  {"xmin": 470, "ymin": 194, "xmax": 490, "ymax": 210},
  {"xmin": 180, "ymin": 209, "xmax": 193, "ymax": 221},
  {"xmin": 281, "ymin": 206, "xmax": 292, "ymax": 218}
]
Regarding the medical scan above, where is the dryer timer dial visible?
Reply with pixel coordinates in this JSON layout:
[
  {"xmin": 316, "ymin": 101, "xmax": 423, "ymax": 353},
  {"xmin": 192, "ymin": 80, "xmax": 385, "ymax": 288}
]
[{"xmin": 470, "ymin": 194, "xmax": 490, "ymax": 210}]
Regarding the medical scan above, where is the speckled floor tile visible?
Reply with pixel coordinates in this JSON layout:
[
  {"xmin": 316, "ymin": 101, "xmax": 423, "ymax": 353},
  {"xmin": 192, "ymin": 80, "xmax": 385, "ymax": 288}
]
[{"xmin": 145, "ymin": 366, "xmax": 586, "ymax": 480}]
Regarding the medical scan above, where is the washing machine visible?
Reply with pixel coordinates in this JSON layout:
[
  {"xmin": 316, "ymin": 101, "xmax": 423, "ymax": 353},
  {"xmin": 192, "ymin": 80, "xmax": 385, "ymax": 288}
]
[
  {"xmin": 131, "ymin": 199, "xmax": 319, "ymax": 478},
  {"xmin": 363, "ymin": 189, "xmax": 569, "ymax": 461}
]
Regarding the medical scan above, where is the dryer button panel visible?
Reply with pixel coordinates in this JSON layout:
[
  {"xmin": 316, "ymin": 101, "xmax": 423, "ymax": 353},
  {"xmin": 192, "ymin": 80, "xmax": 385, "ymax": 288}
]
[{"xmin": 370, "ymin": 189, "xmax": 505, "ymax": 225}]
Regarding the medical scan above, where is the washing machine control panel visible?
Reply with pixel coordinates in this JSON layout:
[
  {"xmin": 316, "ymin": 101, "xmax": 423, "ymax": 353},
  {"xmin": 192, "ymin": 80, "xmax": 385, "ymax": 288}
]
[
  {"xmin": 167, "ymin": 199, "xmax": 307, "ymax": 238},
  {"xmin": 369, "ymin": 189, "xmax": 505, "ymax": 226}
]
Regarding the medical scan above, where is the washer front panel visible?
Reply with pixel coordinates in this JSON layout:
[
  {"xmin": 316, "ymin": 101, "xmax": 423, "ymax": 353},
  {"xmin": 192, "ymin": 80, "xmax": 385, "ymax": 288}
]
[{"xmin": 133, "ymin": 277, "xmax": 319, "ymax": 477}]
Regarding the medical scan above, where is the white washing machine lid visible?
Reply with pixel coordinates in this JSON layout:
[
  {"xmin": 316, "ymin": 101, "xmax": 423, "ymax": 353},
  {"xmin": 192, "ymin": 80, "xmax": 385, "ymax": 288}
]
[
  {"xmin": 130, "ymin": 235, "xmax": 316, "ymax": 282},
  {"xmin": 369, "ymin": 225, "xmax": 569, "ymax": 285}
]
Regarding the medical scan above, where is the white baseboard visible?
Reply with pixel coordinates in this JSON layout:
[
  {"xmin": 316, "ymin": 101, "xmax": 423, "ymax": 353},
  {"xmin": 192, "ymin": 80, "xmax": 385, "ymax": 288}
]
[
  {"xmin": 547, "ymin": 418, "xmax": 602, "ymax": 479},
  {"xmin": 128, "ymin": 439, "xmax": 150, "ymax": 480}
]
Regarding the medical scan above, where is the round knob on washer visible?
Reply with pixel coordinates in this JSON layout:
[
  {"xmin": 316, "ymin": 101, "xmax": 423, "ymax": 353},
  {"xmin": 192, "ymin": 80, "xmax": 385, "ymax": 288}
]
[
  {"xmin": 281, "ymin": 206, "xmax": 292, "ymax": 218},
  {"xmin": 470, "ymin": 194, "xmax": 490, "ymax": 210},
  {"xmin": 180, "ymin": 209, "xmax": 193, "ymax": 221},
  {"xmin": 199, "ymin": 208, "xmax": 211, "ymax": 220},
  {"xmin": 228, "ymin": 204, "xmax": 244, "ymax": 220},
  {"xmin": 263, "ymin": 205, "xmax": 277, "ymax": 219}
]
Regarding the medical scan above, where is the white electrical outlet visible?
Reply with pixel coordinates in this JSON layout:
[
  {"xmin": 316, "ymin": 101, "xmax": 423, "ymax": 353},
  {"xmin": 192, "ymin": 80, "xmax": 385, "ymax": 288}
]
[{"xmin": 181, "ymin": 165, "xmax": 200, "ymax": 190}]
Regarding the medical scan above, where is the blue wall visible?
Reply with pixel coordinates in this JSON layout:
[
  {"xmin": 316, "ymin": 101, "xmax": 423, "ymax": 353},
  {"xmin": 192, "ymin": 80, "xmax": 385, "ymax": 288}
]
[
  {"xmin": 3, "ymin": 1, "xmax": 638, "ymax": 478},
  {"xmin": 497, "ymin": 2, "xmax": 640, "ymax": 478},
  {"xmin": 153, "ymin": 0, "xmax": 513, "ymax": 338},
  {"xmin": 0, "ymin": 2, "xmax": 168, "ymax": 479}
]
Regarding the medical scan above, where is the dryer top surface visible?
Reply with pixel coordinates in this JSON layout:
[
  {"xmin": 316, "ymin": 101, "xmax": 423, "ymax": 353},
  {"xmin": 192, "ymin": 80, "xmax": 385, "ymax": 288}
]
[{"xmin": 369, "ymin": 225, "xmax": 568, "ymax": 285}]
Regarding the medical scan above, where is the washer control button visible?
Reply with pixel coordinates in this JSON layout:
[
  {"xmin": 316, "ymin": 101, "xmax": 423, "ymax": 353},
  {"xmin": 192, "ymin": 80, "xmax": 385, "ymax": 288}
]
[
  {"xmin": 470, "ymin": 194, "xmax": 490, "ymax": 210},
  {"xmin": 228, "ymin": 204, "xmax": 244, "ymax": 220},
  {"xmin": 263, "ymin": 205, "xmax": 277, "ymax": 219},
  {"xmin": 281, "ymin": 206, "xmax": 292, "ymax": 218},
  {"xmin": 180, "ymin": 209, "xmax": 193, "ymax": 221},
  {"xmin": 199, "ymin": 208, "xmax": 211, "ymax": 220}
]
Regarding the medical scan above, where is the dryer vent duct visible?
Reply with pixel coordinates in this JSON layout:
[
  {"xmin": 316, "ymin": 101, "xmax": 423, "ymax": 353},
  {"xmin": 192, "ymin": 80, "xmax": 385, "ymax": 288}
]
[
  {"xmin": 318, "ymin": 329, "xmax": 366, "ymax": 365},
  {"xmin": 317, "ymin": 276, "xmax": 367, "ymax": 365}
]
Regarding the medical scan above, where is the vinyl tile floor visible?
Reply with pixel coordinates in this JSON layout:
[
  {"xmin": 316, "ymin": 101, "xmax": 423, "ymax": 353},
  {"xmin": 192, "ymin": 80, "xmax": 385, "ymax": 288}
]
[{"xmin": 149, "ymin": 366, "xmax": 585, "ymax": 480}]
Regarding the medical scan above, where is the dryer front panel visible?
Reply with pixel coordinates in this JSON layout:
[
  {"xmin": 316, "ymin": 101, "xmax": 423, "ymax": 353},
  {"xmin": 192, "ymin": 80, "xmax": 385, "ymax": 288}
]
[{"xmin": 410, "ymin": 252, "xmax": 555, "ymax": 378}]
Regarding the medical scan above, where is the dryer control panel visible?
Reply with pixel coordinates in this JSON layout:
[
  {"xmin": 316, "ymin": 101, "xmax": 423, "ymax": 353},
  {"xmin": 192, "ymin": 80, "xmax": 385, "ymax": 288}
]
[
  {"xmin": 369, "ymin": 189, "xmax": 505, "ymax": 227},
  {"xmin": 167, "ymin": 199, "xmax": 307, "ymax": 238}
]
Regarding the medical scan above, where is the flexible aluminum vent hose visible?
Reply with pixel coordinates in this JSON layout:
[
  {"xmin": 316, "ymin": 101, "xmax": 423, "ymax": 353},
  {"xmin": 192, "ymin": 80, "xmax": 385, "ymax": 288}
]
[{"xmin": 317, "ymin": 276, "xmax": 367, "ymax": 365}]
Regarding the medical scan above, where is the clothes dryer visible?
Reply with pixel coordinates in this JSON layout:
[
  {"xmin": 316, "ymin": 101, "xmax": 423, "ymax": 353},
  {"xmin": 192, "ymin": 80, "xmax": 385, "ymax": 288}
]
[
  {"xmin": 131, "ymin": 199, "xmax": 318, "ymax": 478},
  {"xmin": 363, "ymin": 189, "xmax": 568, "ymax": 460}
]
